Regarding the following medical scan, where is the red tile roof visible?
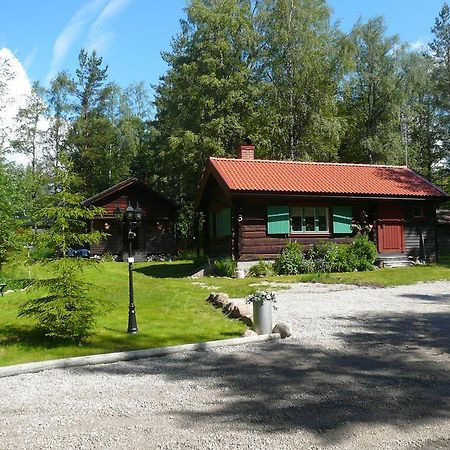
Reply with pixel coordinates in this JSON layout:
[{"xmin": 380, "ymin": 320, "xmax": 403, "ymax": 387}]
[{"xmin": 208, "ymin": 158, "xmax": 448, "ymax": 198}]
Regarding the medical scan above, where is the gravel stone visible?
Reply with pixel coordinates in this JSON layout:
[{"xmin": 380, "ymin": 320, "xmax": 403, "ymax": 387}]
[{"xmin": 1, "ymin": 281, "xmax": 449, "ymax": 449}]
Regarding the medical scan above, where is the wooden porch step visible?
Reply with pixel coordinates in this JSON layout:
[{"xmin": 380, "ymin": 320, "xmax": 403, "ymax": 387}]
[{"xmin": 377, "ymin": 254, "xmax": 412, "ymax": 268}]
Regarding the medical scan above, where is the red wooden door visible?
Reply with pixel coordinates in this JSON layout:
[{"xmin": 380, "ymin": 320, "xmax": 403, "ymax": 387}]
[{"xmin": 377, "ymin": 219, "xmax": 404, "ymax": 253}]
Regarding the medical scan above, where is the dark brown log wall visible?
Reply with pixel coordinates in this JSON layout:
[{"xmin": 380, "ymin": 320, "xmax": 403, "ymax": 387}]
[
  {"xmin": 238, "ymin": 203, "xmax": 351, "ymax": 261},
  {"xmin": 89, "ymin": 183, "xmax": 176, "ymax": 256}
]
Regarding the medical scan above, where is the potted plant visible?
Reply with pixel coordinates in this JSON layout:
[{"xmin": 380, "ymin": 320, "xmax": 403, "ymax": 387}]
[{"xmin": 246, "ymin": 291, "xmax": 276, "ymax": 334}]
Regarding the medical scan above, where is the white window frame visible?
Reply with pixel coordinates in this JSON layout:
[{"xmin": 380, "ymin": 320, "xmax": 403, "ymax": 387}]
[{"xmin": 290, "ymin": 207, "xmax": 330, "ymax": 234}]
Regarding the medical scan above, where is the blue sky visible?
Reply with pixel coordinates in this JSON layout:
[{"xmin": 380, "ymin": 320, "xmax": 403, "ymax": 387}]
[{"xmin": 0, "ymin": 0, "xmax": 446, "ymax": 90}]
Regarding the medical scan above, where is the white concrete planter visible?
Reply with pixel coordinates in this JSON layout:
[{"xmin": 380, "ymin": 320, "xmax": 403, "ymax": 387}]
[
  {"xmin": 235, "ymin": 269, "xmax": 245, "ymax": 279},
  {"xmin": 252, "ymin": 300, "xmax": 273, "ymax": 335}
]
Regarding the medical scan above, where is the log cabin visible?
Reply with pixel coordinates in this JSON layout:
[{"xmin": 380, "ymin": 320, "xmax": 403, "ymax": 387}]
[
  {"xmin": 82, "ymin": 178, "xmax": 177, "ymax": 261},
  {"xmin": 194, "ymin": 143, "xmax": 449, "ymax": 265}
]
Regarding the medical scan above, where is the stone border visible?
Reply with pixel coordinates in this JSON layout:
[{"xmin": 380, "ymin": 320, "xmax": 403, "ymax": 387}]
[{"xmin": 0, "ymin": 333, "xmax": 281, "ymax": 378}]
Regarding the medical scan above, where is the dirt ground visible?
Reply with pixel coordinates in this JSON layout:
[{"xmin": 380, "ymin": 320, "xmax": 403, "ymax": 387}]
[{"xmin": 0, "ymin": 281, "xmax": 449, "ymax": 449}]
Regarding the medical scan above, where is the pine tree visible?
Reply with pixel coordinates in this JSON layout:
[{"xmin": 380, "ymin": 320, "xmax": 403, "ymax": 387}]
[{"xmin": 18, "ymin": 162, "xmax": 106, "ymax": 341}]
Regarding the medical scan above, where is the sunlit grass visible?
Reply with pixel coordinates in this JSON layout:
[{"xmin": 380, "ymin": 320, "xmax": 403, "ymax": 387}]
[
  {"xmin": 2, "ymin": 258, "xmax": 450, "ymax": 367},
  {"xmin": 0, "ymin": 260, "xmax": 246, "ymax": 367}
]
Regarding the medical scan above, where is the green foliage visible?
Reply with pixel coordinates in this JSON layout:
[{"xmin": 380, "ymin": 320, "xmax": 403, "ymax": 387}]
[
  {"xmin": 153, "ymin": 0, "xmax": 259, "ymax": 202},
  {"xmin": 18, "ymin": 164, "xmax": 107, "ymax": 342},
  {"xmin": 274, "ymin": 237, "xmax": 377, "ymax": 275},
  {"xmin": 18, "ymin": 258, "xmax": 103, "ymax": 340},
  {"xmin": 0, "ymin": 162, "xmax": 27, "ymax": 269},
  {"xmin": 273, "ymin": 242, "xmax": 306, "ymax": 275},
  {"xmin": 339, "ymin": 17, "xmax": 407, "ymax": 164},
  {"xmin": 255, "ymin": 0, "xmax": 347, "ymax": 161},
  {"xmin": 248, "ymin": 259, "xmax": 274, "ymax": 277},
  {"xmin": 212, "ymin": 258, "xmax": 237, "ymax": 277},
  {"xmin": 350, "ymin": 234, "xmax": 378, "ymax": 271}
]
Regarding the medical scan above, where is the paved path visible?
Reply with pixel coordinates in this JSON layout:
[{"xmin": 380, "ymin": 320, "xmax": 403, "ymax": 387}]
[{"xmin": 0, "ymin": 281, "xmax": 449, "ymax": 449}]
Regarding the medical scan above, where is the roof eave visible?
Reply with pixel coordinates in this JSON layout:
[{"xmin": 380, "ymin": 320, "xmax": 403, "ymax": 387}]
[
  {"xmin": 82, "ymin": 177, "xmax": 178, "ymax": 208},
  {"xmin": 194, "ymin": 159, "xmax": 232, "ymax": 211},
  {"xmin": 230, "ymin": 190, "xmax": 449, "ymax": 202}
]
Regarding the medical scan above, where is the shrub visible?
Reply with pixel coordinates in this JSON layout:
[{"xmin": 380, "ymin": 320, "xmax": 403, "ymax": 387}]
[
  {"xmin": 307, "ymin": 241, "xmax": 339, "ymax": 273},
  {"xmin": 273, "ymin": 237, "xmax": 377, "ymax": 275},
  {"xmin": 248, "ymin": 259, "xmax": 274, "ymax": 277},
  {"xmin": 350, "ymin": 234, "xmax": 378, "ymax": 271},
  {"xmin": 29, "ymin": 247, "xmax": 55, "ymax": 262},
  {"xmin": 212, "ymin": 258, "xmax": 237, "ymax": 277},
  {"xmin": 273, "ymin": 242, "xmax": 305, "ymax": 275}
]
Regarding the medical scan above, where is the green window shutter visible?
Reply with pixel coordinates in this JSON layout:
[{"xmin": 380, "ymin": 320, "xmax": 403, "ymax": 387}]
[
  {"xmin": 333, "ymin": 206, "xmax": 352, "ymax": 234},
  {"xmin": 216, "ymin": 211, "xmax": 223, "ymax": 237},
  {"xmin": 208, "ymin": 212, "xmax": 214, "ymax": 238},
  {"xmin": 222, "ymin": 208, "xmax": 231, "ymax": 237},
  {"xmin": 267, "ymin": 205, "xmax": 290, "ymax": 234}
]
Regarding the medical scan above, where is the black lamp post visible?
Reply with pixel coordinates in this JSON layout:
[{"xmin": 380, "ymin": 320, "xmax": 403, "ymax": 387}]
[{"xmin": 114, "ymin": 201, "xmax": 143, "ymax": 334}]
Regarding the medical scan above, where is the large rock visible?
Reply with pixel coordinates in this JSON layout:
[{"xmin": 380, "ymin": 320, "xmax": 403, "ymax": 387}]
[
  {"xmin": 272, "ymin": 323, "xmax": 292, "ymax": 339},
  {"xmin": 223, "ymin": 301, "xmax": 236, "ymax": 314},
  {"xmin": 240, "ymin": 315, "xmax": 253, "ymax": 327},
  {"xmin": 214, "ymin": 293, "xmax": 230, "ymax": 307},
  {"xmin": 229, "ymin": 303, "xmax": 252, "ymax": 318}
]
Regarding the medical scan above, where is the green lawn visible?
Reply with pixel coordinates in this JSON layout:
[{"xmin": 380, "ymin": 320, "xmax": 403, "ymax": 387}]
[
  {"xmin": 0, "ymin": 261, "xmax": 248, "ymax": 367},
  {"xmin": 260, "ymin": 264, "xmax": 450, "ymax": 287},
  {"xmin": 2, "ymin": 259, "xmax": 450, "ymax": 367}
]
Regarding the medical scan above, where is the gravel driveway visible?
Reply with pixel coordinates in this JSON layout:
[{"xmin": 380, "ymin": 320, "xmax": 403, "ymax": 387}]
[{"xmin": 1, "ymin": 281, "xmax": 449, "ymax": 450}]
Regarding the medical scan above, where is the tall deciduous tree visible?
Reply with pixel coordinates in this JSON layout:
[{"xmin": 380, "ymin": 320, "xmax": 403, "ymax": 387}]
[
  {"xmin": 154, "ymin": 0, "xmax": 258, "ymax": 203},
  {"xmin": 339, "ymin": 17, "xmax": 408, "ymax": 164},
  {"xmin": 401, "ymin": 52, "xmax": 442, "ymax": 180},
  {"xmin": 0, "ymin": 52, "xmax": 13, "ymax": 154},
  {"xmin": 429, "ymin": 2, "xmax": 450, "ymax": 186},
  {"xmin": 255, "ymin": 0, "xmax": 348, "ymax": 161},
  {"xmin": 11, "ymin": 82, "xmax": 47, "ymax": 174},
  {"xmin": 44, "ymin": 72, "xmax": 75, "ymax": 172}
]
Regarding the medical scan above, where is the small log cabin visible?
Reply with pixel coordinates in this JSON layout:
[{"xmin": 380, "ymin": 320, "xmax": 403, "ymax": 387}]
[
  {"xmin": 194, "ymin": 144, "xmax": 449, "ymax": 263},
  {"xmin": 82, "ymin": 178, "xmax": 177, "ymax": 261}
]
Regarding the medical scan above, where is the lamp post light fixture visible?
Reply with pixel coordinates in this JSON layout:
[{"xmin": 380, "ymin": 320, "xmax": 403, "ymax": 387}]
[{"xmin": 114, "ymin": 201, "xmax": 143, "ymax": 334}]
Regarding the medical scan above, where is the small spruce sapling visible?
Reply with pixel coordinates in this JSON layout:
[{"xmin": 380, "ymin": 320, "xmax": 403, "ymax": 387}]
[{"xmin": 18, "ymin": 163, "xmax": 107, "ymax": 342}]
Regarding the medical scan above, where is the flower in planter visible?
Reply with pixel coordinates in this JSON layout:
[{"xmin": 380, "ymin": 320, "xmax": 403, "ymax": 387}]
[{"xmin": 246, "ymin": 290, "xmax": 276, "ymax": 306}]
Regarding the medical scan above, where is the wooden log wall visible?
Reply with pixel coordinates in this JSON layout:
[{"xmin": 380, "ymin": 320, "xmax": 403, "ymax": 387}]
[
  {"xmin": 404, "ymin": 223, "xmax": 436, "ymax": 259},
  {"xmin": 238, "ymin": 204, "xmax": 351, "ymax": 261}
]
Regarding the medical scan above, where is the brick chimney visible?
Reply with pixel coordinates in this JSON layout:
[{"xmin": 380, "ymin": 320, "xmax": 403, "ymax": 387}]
[{"xmin": 237, "ymin": 139, "xmax": 255, "ymax": 160}]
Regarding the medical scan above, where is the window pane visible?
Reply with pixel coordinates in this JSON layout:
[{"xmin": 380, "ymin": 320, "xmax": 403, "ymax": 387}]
[
  {"xmin": 317, "ymin": 207, "xmax": 328, "ymax": 231},
  {"xmin": 304, "ymin": 208, "xmax": 315, "ymax": 231},
  {"xmin": 291, "ymin": 207, "xmax": 302, "ymax": 232}
]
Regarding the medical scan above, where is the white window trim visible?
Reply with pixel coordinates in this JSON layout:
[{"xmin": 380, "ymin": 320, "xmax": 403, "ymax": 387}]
[{"xmin": 290, "ymin": 207, "xmax": 330, "ymax": 234}]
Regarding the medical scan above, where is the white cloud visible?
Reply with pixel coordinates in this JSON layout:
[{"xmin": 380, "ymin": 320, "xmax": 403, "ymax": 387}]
[
  {"xmin": 86, "ymin": 0, "xmax": 132, "ymax": 54},
  {"xmin": 46, "ymin": 0, "xmax": 108, "ymax": 83},
  {"xmin": 0, "ymin": 48, "xmax": 33, "ymax": 164}
]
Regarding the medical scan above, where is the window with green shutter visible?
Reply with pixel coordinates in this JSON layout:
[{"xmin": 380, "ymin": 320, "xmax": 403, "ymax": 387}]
[
  {"xmin": 290, "ymin": 207, "xmax": 329, "ymax": 233},
  {"xmin": 333, "ymin": 206, "xmax": 353, "ymax": 234},
  {"xmin": 267, "ymin": 205, "xmax": 290, "ymax": 234}
]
